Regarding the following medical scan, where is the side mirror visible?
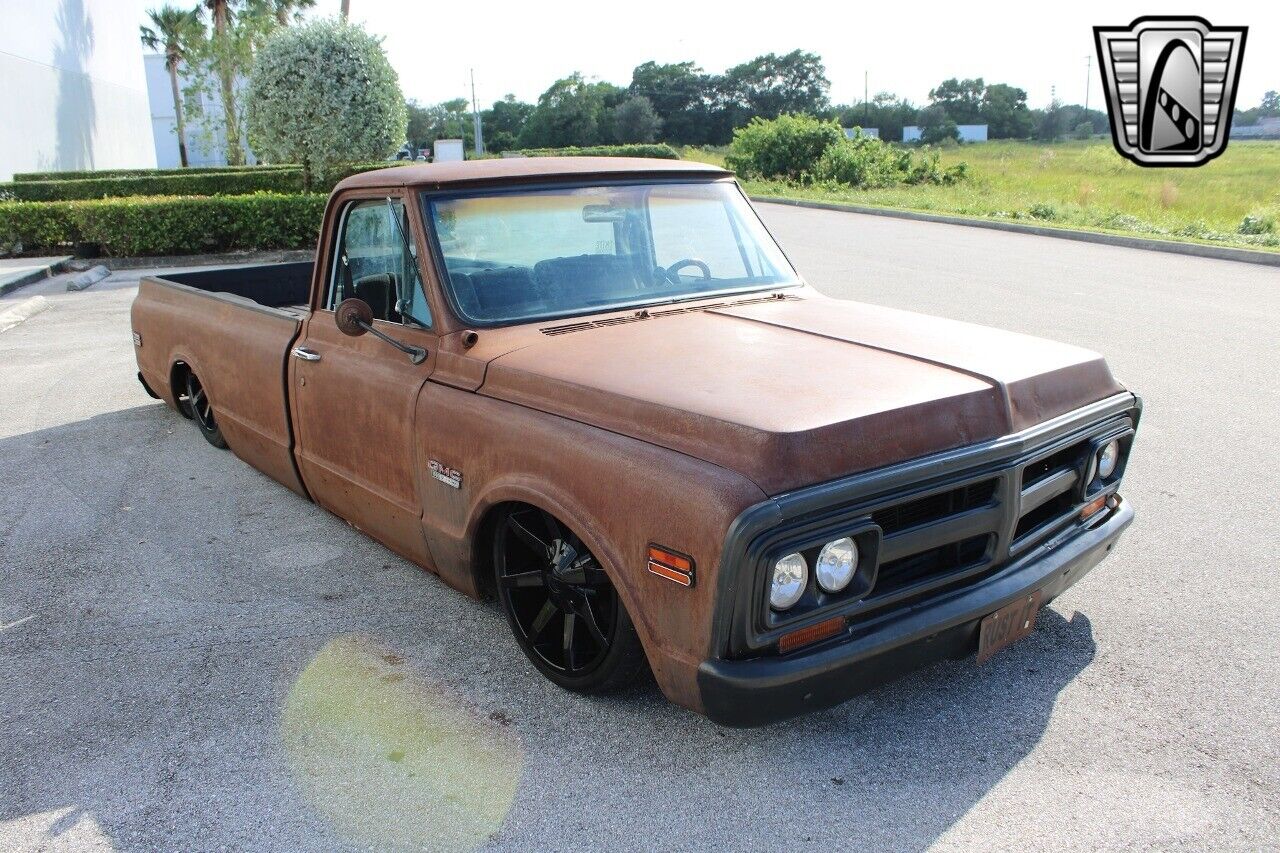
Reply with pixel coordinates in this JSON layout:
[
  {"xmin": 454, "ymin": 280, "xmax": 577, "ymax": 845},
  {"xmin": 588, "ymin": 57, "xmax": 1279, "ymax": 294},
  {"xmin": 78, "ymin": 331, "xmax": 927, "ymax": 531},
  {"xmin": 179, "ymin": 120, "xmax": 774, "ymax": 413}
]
[
  {"xmin": 333, "ymin": 296, "xmax": 428, "ymax": 365},
  {"xmin": 335, "ymin": 297, "xmax": 373, "ymax": 337}
]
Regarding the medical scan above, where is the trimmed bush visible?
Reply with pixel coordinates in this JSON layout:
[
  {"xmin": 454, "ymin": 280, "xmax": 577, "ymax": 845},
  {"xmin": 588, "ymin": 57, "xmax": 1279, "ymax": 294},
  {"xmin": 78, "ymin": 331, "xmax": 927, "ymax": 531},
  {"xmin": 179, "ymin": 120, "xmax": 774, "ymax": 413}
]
[
  {"xmin": 247, "ymin": 19, "xmax": 407, "ymax": 189},
  {"xmin": 0, "ymin": 193, "xmax": 326, "ymax": 256},
  {"xmin": 725, "ymin": 115, "xmax": 844, "ymax": 180},
  {"xmin": 0, "ymin": 170, "xmax": 305, "ymax": 201},
  {"xmin": 0, "ymin": 162, "xmax": 411, "ymax": 202},
  {"xmin": 11, "ymin": 164, "xmax": 298, "ymax": 182},
  {"xmin": 517, "ymin": 144, "xmax": 680, "ymax": 160}
]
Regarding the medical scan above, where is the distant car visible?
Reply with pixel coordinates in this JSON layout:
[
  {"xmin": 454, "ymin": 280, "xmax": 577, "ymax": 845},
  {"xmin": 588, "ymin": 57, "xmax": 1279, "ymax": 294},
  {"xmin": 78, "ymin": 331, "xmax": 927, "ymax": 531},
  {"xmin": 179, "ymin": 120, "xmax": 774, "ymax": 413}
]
[{"xmin": 130, "ymin": 157, "xmax": 1139, "ymax": 726}]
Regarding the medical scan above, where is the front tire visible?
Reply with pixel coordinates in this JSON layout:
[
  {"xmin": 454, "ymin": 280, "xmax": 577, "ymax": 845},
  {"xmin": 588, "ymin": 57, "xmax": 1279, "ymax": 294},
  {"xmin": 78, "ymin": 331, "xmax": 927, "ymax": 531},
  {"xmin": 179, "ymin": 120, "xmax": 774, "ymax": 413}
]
[
  {"xmin": 493, "ymin": 505, "xmax": 647, "ymax": 693},
  {"xmin": 185, "ymin": 371, "xmax": 227, "ymax": 449}
]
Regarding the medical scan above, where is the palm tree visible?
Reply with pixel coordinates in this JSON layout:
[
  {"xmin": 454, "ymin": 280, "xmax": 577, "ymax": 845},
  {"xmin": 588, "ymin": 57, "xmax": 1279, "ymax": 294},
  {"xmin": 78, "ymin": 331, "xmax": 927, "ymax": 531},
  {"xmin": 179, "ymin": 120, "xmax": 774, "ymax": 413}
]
[
  {"xmin": 140, "ymin": 6, "xmax": 202, "ymax": 167},
  {"xmin": 205, "ymin": 0, "xmax": 244, "ymax": 165},
  {"xmin": 269, "ymin": 0, "xmax": 315, "ymax": 25}
]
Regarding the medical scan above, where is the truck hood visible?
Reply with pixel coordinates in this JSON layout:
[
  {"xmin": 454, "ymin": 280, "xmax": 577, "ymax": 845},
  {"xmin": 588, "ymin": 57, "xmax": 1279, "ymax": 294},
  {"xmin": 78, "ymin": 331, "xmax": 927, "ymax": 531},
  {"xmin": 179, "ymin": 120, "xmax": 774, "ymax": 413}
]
[{"xmin": 479, "ymin": 295, "xmax": 1123, "ymax": 495}]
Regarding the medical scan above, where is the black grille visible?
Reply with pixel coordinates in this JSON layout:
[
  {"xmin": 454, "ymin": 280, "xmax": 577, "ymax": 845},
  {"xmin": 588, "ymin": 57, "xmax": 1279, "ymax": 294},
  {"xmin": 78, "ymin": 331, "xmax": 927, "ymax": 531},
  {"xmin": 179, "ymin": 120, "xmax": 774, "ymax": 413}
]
[
  {"xmin": 1022, "ymin": 440, "xmax": 1087, "ymax": 486},
  {"xmin": 1014, "ymin": 490, "xmax": 1076, "ymax": 541},
  {"xmin": 871, "ymin": 535, "xmax": 992, "ymax": 598},
  {"xmin": 872, "ymin": 479, "xmax": 997, "ymax": 535}
]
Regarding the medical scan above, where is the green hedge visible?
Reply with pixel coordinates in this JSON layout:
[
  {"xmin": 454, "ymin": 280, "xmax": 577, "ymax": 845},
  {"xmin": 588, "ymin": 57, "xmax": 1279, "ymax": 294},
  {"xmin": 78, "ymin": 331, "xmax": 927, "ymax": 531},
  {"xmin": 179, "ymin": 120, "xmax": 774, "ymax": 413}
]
[
  {"xmin": 0, "ymin": 170, "xmax": 307, "ymax": 201},
  {"xmin": 0, "ymin": 193, "xmax": 326, "ymax": 256},
  {"xmin": 516, "ymin": 144, "xmax": 680, "ymax": 160},
  {"xmin": 11, "ymin": 164, "xmax": 299, "ymax": 182},
  {"xmin": 0, "ymin": 162, "xmax": 412, "ymax": 201}
]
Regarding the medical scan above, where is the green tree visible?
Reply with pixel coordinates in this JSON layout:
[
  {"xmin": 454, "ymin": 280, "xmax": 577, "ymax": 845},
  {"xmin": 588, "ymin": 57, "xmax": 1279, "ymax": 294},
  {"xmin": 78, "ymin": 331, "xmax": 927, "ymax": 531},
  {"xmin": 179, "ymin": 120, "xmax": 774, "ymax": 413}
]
[
  {"xmin": 612, "ymin": 95, "xmax": 662, "ymax": 143},
  {"xmin": 246, "ymin": 18, "xmax": 406, "ymax": 188},
  {"xmin": 1033, "ymin": 99, "xmax": 1067, "ymax": 141},
  {"xmin": 180, "ymin": 0, "xmax": 276, "ymax": 165},
  {"xmin": 254, "ymin": 0, "xmax": 315, "ymax": 25},
  {"xmin": 928, "ymin": 78, "xmax": 985, "ymax": 124},
  {"xmin": 140, "ymin": 5, "xmax": 203, "ymax": 167},
  {"xmin": 481, "ymin": 95, "xmax": 533, "ymax": 153},
  {"xmin": 835, "ymin": 92, "xmax": 918, "ymax": 143},
  {"xmin": 518, "ymin": 74, "xmax": 619, "ymax": 149},
  {"xmin": 718, "ymin": 50, "xmax": 831, "ymax": 122},
  {"xmin": 205, "ymin": 0, "xmax": 244, "ymax": 165},
  {"xmin": 917, "ymin": 104, "xmax": 959, "ymax": 144},
  {"xmin": 980, "ymin": 83, "xmax": 1035, "ymax": 138},
  {"xmin": 628, "ymin": 61, "xmax": 713, "ymax": 144}
]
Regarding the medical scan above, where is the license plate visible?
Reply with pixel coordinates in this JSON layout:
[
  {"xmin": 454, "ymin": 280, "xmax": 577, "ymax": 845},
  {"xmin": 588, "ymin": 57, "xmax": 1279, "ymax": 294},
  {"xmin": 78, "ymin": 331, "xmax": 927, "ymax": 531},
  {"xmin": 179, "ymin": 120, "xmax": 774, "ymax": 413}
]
[{"xmin": 977, "ymin": 590, "xmax": 1043, "ymax": 664}]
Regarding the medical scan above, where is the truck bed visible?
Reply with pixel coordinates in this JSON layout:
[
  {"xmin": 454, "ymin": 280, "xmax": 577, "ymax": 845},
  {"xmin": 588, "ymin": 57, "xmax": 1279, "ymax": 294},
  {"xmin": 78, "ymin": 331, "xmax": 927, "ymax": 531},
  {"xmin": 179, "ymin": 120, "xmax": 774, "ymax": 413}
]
[
  {"xmin": 130, "ymin": 261, "xmax": 312, "ymax": 496},
  {"xmin": 159, "ymin": 261, "xmax": 313, "ymax": 314}
]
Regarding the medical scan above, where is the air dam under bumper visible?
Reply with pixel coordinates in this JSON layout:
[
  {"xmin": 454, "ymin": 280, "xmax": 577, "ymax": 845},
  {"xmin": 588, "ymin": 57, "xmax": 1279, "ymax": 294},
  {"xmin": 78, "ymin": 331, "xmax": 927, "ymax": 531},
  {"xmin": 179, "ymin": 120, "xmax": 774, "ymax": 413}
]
[{"xmin": 696, "ymin": 500, "xmax": 1133, "ymax": 727}]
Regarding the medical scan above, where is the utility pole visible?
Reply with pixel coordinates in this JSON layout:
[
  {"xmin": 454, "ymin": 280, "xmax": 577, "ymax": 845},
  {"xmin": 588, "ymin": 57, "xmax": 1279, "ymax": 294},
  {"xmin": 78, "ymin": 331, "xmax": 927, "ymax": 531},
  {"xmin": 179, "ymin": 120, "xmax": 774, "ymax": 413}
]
[
  {"xmin": 471, "ymin": 69, "xmax": 484, "ymax": 156},
  {"xmin": 864, "ymin": 70, "xmax": 869, "ymax": 126},
  {"xmin": 1084, "ymin": 54, "xmax": 1091, "ymax": 113},
  {"xmin": 340, "ymin": 0, "xmax": 349, "ymax": 18}
]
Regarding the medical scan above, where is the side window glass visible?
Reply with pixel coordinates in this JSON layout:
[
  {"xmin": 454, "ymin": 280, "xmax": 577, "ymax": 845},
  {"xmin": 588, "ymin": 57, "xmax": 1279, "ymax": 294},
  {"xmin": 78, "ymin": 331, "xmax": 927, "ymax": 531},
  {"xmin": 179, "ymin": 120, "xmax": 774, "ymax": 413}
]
[{"xmin": 328, "ymin": 200, "xmax": 432, "ymax": 327}]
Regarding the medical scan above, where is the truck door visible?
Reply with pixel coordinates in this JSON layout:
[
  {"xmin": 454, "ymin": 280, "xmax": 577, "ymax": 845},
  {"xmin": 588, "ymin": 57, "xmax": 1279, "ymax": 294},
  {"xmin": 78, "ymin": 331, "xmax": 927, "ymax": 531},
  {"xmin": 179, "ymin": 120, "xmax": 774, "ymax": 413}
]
[{"xmin": 289, "ymin": 194, "xmax": 438, "ymax": 569}]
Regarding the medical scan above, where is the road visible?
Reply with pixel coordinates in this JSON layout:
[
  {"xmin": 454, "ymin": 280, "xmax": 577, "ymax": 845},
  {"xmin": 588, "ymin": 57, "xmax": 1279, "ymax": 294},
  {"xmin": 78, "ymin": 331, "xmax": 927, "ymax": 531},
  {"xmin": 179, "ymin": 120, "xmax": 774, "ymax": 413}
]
[{"xmin": 1, "ymin": 205, "xmax": 1277, "ymax": 851}]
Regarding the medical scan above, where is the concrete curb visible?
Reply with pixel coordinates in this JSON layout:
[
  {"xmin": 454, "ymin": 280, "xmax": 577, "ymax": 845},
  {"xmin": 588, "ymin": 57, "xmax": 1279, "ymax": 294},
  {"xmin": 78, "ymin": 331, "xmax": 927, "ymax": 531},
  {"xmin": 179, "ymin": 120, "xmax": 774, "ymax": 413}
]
[
  {"xmin": 67, "ymin": 248, "xmax": 314, "ymax": 272},
  {"xmin": 0, "ymin": 257, "xmax": 72, "ymax": 296},
  {"xmin": 751, "ymin": 196, "xmax": 1280, "ymax": 268},
  {"xmin": 0, "ymin": 295, "xmax": 51, "ymax": 333},
  {"xmin": 66, "ymin": 265, "xmax": 111, "ymax": 292}
]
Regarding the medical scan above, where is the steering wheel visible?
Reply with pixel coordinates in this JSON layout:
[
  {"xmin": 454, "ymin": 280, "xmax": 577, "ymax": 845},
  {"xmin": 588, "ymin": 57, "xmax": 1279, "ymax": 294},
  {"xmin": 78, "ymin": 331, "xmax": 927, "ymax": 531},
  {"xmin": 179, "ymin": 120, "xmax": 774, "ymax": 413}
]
[{"xmin": 664, "ymin": 259, "xmax": 711, "ymax": 281}]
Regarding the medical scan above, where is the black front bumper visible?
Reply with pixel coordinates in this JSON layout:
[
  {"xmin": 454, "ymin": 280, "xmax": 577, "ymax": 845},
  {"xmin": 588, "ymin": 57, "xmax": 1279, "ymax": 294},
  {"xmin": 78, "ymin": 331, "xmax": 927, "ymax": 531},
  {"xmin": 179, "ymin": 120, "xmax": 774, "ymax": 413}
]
[{"xmin": 697, "ymin": 500, "xmax": 1133, "ymax": 727}]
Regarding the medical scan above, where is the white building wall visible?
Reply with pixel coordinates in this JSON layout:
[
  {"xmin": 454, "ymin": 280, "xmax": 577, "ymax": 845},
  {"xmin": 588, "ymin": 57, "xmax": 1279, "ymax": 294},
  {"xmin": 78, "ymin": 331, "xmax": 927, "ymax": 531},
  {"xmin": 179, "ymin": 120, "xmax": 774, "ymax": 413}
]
[
  {"xmin": 0, "ymin": 0, "xmax": 156, "ymax": 180},
  {"xmin": 902, "ymin": 124, "xmax": 989, "ymax": 142}
]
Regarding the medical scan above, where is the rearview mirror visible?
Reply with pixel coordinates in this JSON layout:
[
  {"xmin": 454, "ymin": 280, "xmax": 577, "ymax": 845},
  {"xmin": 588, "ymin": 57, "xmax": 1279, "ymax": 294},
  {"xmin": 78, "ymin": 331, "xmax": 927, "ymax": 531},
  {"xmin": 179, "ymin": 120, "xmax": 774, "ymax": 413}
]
[
  {"xmin": 582, "ymin": 204, "xmax": 626, "ymax": 223},
  {"xmin": 335, "ymin": 297, "xmax": 373, "ymax": 337}
]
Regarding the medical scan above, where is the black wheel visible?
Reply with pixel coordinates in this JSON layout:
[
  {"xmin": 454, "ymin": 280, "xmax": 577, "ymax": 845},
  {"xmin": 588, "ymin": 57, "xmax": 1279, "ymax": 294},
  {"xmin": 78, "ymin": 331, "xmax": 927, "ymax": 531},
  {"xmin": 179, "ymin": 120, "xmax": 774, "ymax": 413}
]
[
  {"xmin": 185, "ymin": 371, "xmax": 227, "ymax": 449},
  {"xmin": 494, "ymin": 505, "xmax": 647, "ymax": 693}
]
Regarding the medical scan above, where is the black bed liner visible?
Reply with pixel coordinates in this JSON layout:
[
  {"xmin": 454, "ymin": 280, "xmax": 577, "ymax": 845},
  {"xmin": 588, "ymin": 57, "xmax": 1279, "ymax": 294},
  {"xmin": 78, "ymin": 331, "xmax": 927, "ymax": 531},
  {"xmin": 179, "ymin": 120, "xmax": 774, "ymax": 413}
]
[{"xmin": 160, "ymin": 262, "xmax": 313, "ymax": 309}]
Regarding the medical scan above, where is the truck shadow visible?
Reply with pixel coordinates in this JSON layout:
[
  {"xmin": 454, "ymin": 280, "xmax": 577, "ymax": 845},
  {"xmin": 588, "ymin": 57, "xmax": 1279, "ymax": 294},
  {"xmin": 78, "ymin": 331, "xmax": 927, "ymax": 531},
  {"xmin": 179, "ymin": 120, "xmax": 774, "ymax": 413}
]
[{"xmin": 0, "ymin": 404, "xmax": 1096, "ymax": 852}]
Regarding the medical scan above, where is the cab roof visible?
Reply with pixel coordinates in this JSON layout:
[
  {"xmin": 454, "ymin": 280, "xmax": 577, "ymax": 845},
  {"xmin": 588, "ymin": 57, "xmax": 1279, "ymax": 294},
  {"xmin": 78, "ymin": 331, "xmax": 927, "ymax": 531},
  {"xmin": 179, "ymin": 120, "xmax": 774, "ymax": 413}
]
[{"xmin": 334, "ymin": 156, "xmax": 731, "ymax": 192}]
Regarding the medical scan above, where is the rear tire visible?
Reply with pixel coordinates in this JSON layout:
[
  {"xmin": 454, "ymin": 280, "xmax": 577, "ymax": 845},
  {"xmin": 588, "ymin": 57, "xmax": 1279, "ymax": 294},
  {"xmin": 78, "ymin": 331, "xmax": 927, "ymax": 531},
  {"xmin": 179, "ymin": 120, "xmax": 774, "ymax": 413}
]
[
  {"xmin": 185, "ymin": 371, "xmax": 227, "ymax": 449},
  {"xmin": 493, "ymin": 505, "xmax": 647, "ymax": 693}
]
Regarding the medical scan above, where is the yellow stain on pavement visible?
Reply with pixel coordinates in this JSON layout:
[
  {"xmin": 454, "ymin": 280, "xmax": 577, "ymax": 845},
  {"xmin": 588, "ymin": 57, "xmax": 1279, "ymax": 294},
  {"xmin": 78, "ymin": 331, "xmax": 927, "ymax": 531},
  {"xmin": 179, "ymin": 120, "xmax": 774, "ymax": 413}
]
[{"xmin": 281, "ymin": 634, "xmax": 523, "ymax": 852}]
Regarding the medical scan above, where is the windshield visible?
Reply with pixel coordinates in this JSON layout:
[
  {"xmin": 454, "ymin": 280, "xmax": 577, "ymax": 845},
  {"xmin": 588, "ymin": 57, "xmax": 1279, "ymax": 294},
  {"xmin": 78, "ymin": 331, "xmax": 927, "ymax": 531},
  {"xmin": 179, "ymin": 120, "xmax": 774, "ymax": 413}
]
[{"xmin": 425, "ymin": 181, "xmax": 800, "ymax": 325}]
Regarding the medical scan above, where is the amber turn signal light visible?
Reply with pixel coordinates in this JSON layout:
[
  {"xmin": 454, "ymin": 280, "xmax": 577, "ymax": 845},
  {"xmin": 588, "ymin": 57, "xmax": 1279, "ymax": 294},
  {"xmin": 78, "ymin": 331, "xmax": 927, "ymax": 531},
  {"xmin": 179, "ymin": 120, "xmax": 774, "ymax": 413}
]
[
  {"xmin": 1081, "ymin": 494, "xmax": 1107, "ymax": 520},
  {"xmin": 647, "ymin": 544, "xmax": 695, "ymax": 587},
  {"xmin": 778, "ymin": 616, "xmax": 846, "ymax": 654}
]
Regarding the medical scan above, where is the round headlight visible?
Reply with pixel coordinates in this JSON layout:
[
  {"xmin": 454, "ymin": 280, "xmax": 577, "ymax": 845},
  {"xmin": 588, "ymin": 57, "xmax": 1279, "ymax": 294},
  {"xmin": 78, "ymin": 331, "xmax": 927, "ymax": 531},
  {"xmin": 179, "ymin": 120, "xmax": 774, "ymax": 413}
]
[
  {"xmin": 815, "ymin": 537, "xmax": 858, "ymax": 593},
  {"xmin": 770, "ymin": 552, "xmax": 807, "ymax": 610},
  {"xmin": 1097, "ymin": 440, "xmax": 1120, "ymax": 480}
]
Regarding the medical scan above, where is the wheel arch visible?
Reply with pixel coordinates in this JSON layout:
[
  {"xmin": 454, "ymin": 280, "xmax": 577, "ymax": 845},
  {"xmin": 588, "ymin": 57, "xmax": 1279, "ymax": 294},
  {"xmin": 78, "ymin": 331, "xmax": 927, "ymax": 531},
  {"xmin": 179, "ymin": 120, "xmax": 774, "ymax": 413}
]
[{"xmin": 464, "ymin": 481, "xmax": 636, "ymax": 625}]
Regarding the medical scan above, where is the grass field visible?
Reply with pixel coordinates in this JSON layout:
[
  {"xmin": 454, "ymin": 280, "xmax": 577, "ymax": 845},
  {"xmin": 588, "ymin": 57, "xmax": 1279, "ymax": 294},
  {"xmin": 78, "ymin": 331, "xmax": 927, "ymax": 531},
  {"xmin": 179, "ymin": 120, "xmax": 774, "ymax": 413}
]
[{"xmin": 683, "ymin": 140, "xmax": 1280, "ymax": 251}]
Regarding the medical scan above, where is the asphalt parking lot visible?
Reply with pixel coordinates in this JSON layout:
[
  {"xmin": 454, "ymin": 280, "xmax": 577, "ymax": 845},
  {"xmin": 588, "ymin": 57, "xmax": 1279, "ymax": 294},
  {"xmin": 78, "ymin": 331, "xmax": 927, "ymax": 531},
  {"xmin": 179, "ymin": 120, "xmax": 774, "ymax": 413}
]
[{"xmin": 2, "ymin": 204, "xmax": 1277, "ymax": 851}]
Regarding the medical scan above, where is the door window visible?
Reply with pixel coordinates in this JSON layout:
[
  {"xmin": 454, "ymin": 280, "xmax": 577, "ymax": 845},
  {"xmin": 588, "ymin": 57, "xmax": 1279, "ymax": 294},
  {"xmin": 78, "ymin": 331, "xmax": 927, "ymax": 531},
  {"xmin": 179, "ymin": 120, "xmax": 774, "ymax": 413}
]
[{"xmin": 327, "ymin": 199, "xmax": 432, "ymax": 327}]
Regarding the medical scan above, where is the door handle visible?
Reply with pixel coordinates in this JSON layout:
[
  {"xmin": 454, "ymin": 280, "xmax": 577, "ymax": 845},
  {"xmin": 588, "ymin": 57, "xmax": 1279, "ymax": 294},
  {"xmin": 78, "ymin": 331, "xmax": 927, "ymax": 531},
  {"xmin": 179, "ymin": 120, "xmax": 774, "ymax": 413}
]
[{"xmin": 292, "ymin": 346, "xmax": 321, "ymax": 362}]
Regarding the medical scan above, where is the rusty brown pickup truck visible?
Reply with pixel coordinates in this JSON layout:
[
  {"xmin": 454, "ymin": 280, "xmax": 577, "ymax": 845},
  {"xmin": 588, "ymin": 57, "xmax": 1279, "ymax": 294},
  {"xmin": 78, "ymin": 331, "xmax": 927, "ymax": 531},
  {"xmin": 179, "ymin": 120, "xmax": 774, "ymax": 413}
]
[{"xmin": 131, "ymin": 158, "xmax": 1139, "ymax": 726}]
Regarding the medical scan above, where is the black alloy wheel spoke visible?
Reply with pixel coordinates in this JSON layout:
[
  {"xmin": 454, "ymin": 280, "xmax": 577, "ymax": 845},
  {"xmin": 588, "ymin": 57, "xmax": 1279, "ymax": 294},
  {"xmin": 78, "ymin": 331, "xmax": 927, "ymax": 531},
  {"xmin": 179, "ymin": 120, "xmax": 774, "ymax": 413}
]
[
  {"xmin": 562, "ymin": 610, "xmax": 577, "ymax": 670},
  {"xmin": 501, "ymin": 569, "xmax": 545, "ymax": 589},
  {"xmin": 576, "ymin": 596, "xmax": 608, "ymax": 647},
  {"xmin": 508, "ymin": 516, "xmax": 552, "ymax": 561},
  {"xmin": 529, "ymin": 599, "xmax": 559, "ymax": 638}
]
